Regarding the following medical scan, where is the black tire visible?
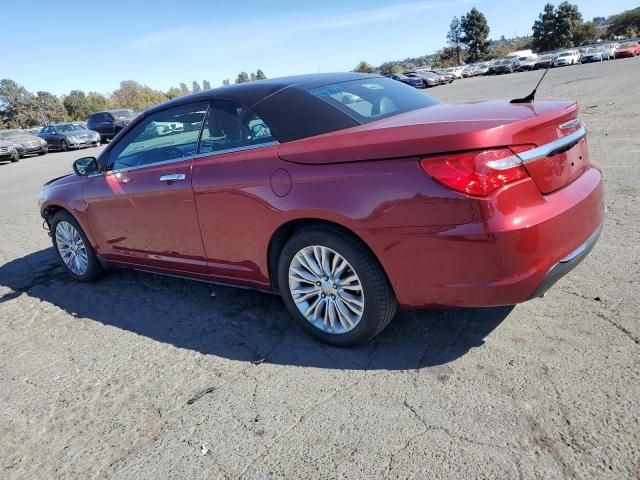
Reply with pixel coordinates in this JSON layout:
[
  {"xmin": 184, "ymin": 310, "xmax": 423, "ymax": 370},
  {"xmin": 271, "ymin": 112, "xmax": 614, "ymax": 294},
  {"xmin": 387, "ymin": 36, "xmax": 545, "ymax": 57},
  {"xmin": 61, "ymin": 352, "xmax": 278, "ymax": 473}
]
[
  {"xmin": 38, "ymin": 148, "xmax": 47, "ymax": 156},
  {"xmin": 60, "ymin": 140, "xmax": 68, "ymax": 152},
  {"xmin": 277, "ymin": 226, "xmax": 397, "ymax": 347},
  {"xmin": 10, "ymin": 151, "xmax": 19, "ymax": 162},
  {"xmin": 50, "ymin": 210, "xmax": 105, "ymax": 282}
]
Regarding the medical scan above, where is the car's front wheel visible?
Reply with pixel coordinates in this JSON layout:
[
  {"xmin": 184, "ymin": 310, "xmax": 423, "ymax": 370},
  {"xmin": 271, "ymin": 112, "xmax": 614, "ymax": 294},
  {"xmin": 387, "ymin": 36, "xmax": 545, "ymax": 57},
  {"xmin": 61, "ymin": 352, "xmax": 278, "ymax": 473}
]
[
  {"xmin": 60, "ymin": 140, "xmax": 68, "ymax": 152},
  {"xmin": 10, "ymin": 151, "xmax": 19, "ymax": 162},
  {"xmin": 278, "ymin": 227, "xmax": 397, "ymax": 347},
  {"xmin": 50, "ymin": 210, "xmax": 105, "ymax": 282}
]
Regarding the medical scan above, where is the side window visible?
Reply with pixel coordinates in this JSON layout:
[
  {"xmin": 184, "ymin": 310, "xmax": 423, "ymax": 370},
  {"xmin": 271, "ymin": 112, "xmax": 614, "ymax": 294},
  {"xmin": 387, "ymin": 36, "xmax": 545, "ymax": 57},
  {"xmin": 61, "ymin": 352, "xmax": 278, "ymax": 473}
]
[
  {"xmin": 107, "ymin": 102, "xmax": 208, "ymax": 171},
  {"xmin": 198, "ymin": 100, "xmax": 274, "ymax": 154}
]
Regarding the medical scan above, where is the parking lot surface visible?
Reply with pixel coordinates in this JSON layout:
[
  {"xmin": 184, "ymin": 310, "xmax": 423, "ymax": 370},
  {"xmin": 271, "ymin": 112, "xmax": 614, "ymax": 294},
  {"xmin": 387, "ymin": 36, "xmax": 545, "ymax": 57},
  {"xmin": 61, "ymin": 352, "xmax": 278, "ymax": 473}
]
[{"xmin": 1, "ymin": 58, "xmax": 639, "ymax": 479}]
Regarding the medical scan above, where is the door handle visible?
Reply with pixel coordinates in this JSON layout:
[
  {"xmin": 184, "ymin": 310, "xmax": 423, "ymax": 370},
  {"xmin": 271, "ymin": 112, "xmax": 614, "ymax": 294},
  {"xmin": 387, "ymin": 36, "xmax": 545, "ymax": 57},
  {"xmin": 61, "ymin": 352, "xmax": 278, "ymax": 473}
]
[{"xmin": 159, "ymin": 174, "xmax": 186, "ymax": 183}]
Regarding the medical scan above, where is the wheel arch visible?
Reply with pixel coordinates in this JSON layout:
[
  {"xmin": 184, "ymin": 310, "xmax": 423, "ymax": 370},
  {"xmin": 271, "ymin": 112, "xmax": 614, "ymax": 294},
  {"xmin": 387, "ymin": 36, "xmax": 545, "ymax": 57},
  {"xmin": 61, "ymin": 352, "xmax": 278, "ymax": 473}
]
[{"xmin": 266, "ymin": 218, "xmax": 393, "ymax": 294}]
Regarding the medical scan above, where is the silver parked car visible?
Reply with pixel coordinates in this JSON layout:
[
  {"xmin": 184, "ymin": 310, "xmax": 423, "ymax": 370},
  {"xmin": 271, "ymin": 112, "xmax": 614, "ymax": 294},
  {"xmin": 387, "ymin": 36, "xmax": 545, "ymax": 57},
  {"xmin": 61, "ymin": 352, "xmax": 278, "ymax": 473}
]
[
  {"xmin": 38, "ymin": 123, "xmax": 101, "ymax": 151},
  {"xmin": 0, "ymin": 130, "xmax": 48, "ymax": 156},
  {"xmin": 0, "ymin": 140, "xmax": 20, "ymax": 163}
]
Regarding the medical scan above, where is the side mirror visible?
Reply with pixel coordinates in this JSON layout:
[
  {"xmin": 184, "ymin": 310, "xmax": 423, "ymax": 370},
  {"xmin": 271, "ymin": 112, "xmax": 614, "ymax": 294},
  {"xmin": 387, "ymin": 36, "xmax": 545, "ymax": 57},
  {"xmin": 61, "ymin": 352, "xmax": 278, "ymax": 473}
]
[{"xmin": 73, "ymin": 156, "xmax": 98, "ymax": 176}]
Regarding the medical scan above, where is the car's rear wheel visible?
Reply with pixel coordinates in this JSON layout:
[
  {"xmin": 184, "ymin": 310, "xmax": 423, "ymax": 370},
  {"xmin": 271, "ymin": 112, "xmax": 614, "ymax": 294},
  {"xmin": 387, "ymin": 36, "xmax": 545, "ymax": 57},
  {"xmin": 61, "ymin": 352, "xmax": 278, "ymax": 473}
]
[
  {"xmin": 50, "ymin": 210, "xmax": 104, "ymax": 282},
  {"xmin": 60, "ymin": 140, "xmax": 68, "ymax": 152},
  {"xmin": 10, "ymin": 151, "xmax": 19, "ymax": 162},
  {"xmin": 278, "ymin": 227, "xmax": 397, "ymax": 347}
]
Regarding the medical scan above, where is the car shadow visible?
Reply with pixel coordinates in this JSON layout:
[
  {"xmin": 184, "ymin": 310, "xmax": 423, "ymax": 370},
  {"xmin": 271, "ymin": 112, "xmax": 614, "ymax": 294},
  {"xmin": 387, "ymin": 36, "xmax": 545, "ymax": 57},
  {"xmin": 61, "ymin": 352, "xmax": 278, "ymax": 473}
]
[{"xmin": 0, "ymin": 248, "xmax": 513, "ymax": 370}]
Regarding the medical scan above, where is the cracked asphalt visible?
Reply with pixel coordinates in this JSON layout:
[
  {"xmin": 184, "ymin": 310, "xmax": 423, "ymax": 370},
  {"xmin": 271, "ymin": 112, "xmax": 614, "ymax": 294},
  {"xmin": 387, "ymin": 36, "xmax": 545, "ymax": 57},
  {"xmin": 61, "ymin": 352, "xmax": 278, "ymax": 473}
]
[{"xmin": 1, "ymin": 58, "xmax": 639, "ymax": 479}]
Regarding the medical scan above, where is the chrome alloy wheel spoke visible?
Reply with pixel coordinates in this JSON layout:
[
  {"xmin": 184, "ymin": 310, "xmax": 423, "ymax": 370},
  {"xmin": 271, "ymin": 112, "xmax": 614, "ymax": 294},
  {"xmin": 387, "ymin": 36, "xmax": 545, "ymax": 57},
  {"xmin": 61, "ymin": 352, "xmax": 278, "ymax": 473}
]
[
  {"xmin": 288, "ymin": 245, "xmax": 364, "ymax": 334},
  {"xmin": 55, "ymin": 221, "xmax": 89, "ymax": 276}
]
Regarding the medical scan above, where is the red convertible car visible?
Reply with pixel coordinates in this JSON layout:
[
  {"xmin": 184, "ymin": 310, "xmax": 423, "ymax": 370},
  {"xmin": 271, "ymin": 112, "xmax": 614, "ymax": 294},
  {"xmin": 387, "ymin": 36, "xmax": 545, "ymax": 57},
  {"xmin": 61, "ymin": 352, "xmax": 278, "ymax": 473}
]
[
  {"xmin": 614, "ymin": 41, "xmax": 640, "ymax": 58},
  {"xmin": 40, "ymin": 73, "xmax": 604, "ymax": 346}
]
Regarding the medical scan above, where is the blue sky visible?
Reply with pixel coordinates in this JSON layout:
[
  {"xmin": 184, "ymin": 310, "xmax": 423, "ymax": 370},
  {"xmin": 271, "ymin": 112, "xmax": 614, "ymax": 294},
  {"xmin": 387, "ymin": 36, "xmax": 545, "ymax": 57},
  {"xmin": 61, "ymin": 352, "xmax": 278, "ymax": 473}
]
[{"xmin": 2, "ymin": 0, "xmax": 637, "ymax": 96}]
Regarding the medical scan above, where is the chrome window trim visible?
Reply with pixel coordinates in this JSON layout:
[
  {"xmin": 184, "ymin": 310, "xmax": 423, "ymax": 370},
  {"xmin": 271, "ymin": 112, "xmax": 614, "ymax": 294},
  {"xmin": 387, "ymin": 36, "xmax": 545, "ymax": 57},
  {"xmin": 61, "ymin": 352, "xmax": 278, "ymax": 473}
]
[
  {"xmin": 89, "ymin": 156, "xmax": 193, "ymax": 176},
  {"xmin": 88, "ymin": 142, "xmax": 279, "ymax": 177},
  {"xmin": 516, "ymin": 126, "xmax": 587, "ymax": 164},
  {"xmin": 193, "ymin": 141, "xmax": 279, "ymax": 159}
]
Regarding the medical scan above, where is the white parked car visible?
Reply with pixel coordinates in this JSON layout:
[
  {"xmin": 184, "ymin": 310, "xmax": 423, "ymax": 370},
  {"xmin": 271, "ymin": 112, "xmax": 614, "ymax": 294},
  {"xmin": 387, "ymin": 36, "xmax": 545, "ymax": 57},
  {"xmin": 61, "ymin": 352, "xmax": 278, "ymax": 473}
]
[
  {"xmin": 444, "ymin": 66, "xmax": 464, "ymax": 79},
  {"xmin": 554, "ymin": 50, "xmax": 581, "ymax": 66}
]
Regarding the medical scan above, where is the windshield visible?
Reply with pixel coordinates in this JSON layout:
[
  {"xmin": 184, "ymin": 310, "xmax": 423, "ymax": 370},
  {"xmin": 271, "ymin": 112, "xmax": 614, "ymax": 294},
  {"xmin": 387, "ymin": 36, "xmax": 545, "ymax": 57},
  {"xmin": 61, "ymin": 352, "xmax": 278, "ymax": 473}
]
[
  {"xmin": 497, "ymin": 60, "xmax": 511, "ymax": 65},
  {"xmin": 111, "ymin": 110, "xmax": 136, "ymax": 120},
  {"xmin": 310, "ymin": 78, "xmax": 440, "ymax": 124},
  {"xmin": 0, "ymin": 131, "xmax": 23, "ymax": 139},
  {"xmin": 55, "ymin": 124, "xmax": 84, "ymax": 133},
  {"xmin": 559, "ymin": 52, "xmax": 572, "ymax": 57},
  {"xmin": 620, "ymin": 42, "xmax": 637, "ymax": 48}
]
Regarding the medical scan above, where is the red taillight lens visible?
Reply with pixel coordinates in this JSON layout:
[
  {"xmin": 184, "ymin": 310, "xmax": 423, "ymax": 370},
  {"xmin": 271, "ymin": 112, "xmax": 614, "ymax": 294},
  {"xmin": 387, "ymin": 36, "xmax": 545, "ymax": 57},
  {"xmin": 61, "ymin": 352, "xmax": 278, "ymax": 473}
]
[{"xmin": 419, "ymin": 147, "xmax": 532, "ymax": 197}]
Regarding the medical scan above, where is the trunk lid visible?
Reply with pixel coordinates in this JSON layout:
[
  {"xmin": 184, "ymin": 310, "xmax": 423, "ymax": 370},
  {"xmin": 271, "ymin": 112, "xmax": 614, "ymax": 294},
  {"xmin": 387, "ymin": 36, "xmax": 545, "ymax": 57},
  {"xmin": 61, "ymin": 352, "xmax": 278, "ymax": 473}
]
[{"xmin": 278, "ymin": 99, "xmax": 588, "ymax": 194}]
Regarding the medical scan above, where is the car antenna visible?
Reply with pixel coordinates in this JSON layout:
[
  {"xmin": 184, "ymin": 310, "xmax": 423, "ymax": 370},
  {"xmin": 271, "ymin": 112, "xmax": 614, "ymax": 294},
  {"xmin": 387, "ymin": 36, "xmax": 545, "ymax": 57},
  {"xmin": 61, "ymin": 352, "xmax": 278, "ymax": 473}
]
[{"xmin": 510, "ymin": 55, "xmax": 556, "ymax": 104}]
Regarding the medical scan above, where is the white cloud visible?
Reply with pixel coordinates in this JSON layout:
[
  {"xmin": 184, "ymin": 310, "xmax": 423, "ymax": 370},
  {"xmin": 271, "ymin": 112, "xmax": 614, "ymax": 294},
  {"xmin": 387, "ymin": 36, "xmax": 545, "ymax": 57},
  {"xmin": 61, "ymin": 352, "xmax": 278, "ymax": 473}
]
[{"xmin": 130, "ymin": 2, "xmax": 440, "ymax": 55}]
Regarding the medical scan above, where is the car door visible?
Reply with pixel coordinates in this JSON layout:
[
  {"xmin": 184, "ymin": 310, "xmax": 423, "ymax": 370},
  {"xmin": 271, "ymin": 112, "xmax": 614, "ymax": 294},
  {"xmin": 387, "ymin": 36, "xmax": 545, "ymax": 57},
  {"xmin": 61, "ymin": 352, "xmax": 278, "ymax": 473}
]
[
  {"xmin": 191, "ymin": 99, "xmax": 279, "ymax": 283},
  {"xmin": 83, "ymin": 102, "xmax": 210, "ymax": 273},
  {"xmin": 39, "ymin": 127, "xmax": 52, "ymax": 145}
]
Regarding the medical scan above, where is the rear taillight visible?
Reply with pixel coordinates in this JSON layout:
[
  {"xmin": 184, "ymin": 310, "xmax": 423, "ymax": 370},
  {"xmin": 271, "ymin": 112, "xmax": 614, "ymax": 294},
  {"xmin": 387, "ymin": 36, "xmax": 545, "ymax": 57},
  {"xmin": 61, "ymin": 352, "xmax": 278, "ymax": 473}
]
[{"xmin": 419, "ymin": 146, "xmax": 534, "ymax": 197}]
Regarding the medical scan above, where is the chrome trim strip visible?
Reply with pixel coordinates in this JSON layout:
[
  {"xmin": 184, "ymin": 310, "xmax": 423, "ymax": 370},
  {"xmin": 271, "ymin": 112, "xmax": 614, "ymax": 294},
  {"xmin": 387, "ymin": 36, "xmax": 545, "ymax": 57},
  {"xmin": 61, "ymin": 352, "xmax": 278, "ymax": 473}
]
[
  {"xmin": 193, "ymin": 141, "xmax": 278, "ymax": 159},
  {"xmin": 559, "ymin": 117, "xmax": 581, "ymax": 130},
  {"xmin": 87, "ymin": 141, "xmax": 279, "ymax": 177},
  {"xmin": 517, "ymin": 126, "xmax": 587, "ymax": 164}
]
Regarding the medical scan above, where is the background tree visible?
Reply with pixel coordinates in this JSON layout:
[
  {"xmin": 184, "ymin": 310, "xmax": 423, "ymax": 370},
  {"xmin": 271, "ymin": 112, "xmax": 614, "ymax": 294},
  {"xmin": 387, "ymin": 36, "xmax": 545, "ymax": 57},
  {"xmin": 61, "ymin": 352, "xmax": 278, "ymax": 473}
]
[
  {"xmin": 573, "ymin": 21, "xmax": 600, "ymax": 45},
  {"xmin": 192, "ymin": 81, "xmax": 201, "ymax": 93},
  {"xmin": 446, "ymin": 16, "xmax": 464, "ymax": 65},
  {"xmin": 606, "ymin": 7, "xmax": 640, "ymax": 38},
  {"xmin": 111, "ymin": 81, "xmax": 167, "ymax": 112},
  {"xmin": 379, "ymin": 63, "xmax": 402, "ymax": 75},
  {"xmin": 353, "ymin": 61, "xmax": 375, "ymax": 73},
  {"xmin": 532, "ymin": 3, "xmax": 558, "ymax": 51},
  {"xmin": 250, "ymin": 72, "xmax": 257, "ymax": 82},
  {"xmin": 34, "ymin": 91, "xmax": 67, "ymax": 124},
  {"xmin": 222, "ymin": 79, "xmax": 231, "ymax": 86},
  {"xmin": 85, "ymin": 92, "xmax": 108, "ymax": 114},
  {"xmin": 202, "ymin": 80, "xmax": 211, "ymax": 90},
  {"xmin": 165, "ymin": 87, "xmax": 184, "ymax": 100},
  {"xmin": 235, "ymin": 72, "xmax": 250, "ymax": 84},
  {"xmin": 0, "ymin": 79, "xmax": 36, "ymax": 128},
  {"xmin": 461, "ymin": 8, "xmax": 490, "ymax": 62},
  {"xmin": 179, "ymin": 83, "xmax": 190, "ymax": 94},
  {"xmin": 255, "ymin": 69, "xmax": 267, "ymax": 80},
  {"xmin": 555, "ymin": 1, "xmax": 583, "ymax": 48},
  {"xmin": 63, "ymin": 90, "xmax": 90, "ymax": 120}
]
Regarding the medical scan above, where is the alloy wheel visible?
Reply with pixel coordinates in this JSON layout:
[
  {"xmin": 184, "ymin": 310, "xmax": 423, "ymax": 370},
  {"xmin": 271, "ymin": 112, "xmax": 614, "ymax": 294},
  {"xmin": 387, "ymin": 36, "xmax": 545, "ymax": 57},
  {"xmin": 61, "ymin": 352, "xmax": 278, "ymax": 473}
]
[
  {"xmin": 55, "ymin": 221, "xmax": 88, "ymax": 275},
  {"xmin": 288, "ymin": 245, "xmax": 364, "ymax": 334}
]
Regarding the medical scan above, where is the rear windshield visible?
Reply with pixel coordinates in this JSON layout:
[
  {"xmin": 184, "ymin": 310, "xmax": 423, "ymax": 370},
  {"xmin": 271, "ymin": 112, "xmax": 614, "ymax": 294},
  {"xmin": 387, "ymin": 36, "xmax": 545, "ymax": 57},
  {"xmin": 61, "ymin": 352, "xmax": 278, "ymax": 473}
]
[{"xmin": 310, "ymin": 78, "xmax": 439, "ymax": 123}]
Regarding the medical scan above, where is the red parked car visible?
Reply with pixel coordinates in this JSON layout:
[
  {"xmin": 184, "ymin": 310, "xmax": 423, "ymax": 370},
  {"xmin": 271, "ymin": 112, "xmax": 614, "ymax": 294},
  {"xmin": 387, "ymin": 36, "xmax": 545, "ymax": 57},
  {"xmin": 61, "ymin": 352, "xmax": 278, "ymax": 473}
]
[
  {"xmin": 40, "ymin": 73, "xmax": 604, "ymax": 346},
  {"xmin": 614, "ymin": 41, "xmax": 640, "ymax": 58}
]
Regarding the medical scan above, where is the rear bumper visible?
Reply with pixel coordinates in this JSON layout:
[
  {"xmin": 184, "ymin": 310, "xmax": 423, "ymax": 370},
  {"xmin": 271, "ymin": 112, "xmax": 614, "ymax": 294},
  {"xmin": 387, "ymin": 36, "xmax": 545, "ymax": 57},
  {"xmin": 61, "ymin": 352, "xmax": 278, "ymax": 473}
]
[
  {"xmin": 361, "ymin": 167, "xmax": 605, "ymax": 308},
  {"xmin": 528, "ymin": 221, "xmax": 603, "ymax": 299}
]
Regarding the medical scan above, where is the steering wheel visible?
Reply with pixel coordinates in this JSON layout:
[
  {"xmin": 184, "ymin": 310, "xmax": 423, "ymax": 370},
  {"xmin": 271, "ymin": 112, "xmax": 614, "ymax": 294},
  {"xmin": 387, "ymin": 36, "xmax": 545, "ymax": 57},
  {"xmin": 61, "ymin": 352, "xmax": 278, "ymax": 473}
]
[{"xmin": 137, "ymin": 146, "xmax": 184, "ymax": 167}]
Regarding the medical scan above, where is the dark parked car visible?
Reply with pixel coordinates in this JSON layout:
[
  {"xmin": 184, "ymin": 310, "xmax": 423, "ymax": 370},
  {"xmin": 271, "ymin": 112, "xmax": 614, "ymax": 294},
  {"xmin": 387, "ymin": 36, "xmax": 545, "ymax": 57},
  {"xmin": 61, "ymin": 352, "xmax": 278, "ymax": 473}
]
[
  {"xmin": 386, "ymin": 73, "xmax": 423, "ymax": 88},
  {"xmin": 0, "ymin": 140, "xmax": 20, "ymax": 163},
  {"xmin": 87, "ymin": 109, "xmax": 137, "ymax": 142},
  {"xmin": 404, "ymin": 71, "xmax": 440, "ymax": 87},
  {"xmin": 0, "ymin": 130, "xmax": 48, "ymax": 156},
  {"xmin": 40, "ymin": 73, "xmax": 603, "ymax": 347},
  {"xmin": 38, "ymin": 123, "xmax": 101, "ymax": 151},
  {"xmin": 534, "ymin": 54, "xmax": 556, "ymax": 69},
  {"xmin": 487, "ymin": 58, "xmax": 520, "ymax": 74}
]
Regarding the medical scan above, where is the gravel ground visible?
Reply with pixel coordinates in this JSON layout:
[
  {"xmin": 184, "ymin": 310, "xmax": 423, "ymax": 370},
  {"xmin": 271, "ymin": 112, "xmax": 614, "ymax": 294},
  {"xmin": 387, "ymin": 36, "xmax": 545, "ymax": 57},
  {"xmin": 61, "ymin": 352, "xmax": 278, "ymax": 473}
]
[{"xmin": 1, "ymin": 58, "xmax": 638, "ymax": 480}]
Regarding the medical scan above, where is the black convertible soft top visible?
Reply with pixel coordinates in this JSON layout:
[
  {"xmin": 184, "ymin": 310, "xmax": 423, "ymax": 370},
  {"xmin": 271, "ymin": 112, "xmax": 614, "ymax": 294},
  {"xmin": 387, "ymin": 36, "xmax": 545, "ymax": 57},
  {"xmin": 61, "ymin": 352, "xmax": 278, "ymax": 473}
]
[{"xmin": 145, "ymin": 72, "xmax": 379, "ymax": 142}]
